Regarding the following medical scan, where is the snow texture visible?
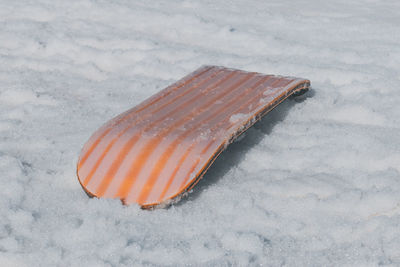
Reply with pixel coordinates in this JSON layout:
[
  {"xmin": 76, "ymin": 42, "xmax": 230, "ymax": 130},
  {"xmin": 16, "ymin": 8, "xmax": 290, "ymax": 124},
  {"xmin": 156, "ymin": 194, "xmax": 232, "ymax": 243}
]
[{"xmin": 1, "ymin": 0, "xmax": 400, "ymax": 266}]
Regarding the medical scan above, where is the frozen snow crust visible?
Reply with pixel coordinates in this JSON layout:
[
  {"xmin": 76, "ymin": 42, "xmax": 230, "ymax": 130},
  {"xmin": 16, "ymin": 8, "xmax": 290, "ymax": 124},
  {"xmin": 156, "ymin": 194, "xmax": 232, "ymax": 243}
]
[{"xmin": 1, "ymin": 0, "xmax": 400, "ymax": 265}]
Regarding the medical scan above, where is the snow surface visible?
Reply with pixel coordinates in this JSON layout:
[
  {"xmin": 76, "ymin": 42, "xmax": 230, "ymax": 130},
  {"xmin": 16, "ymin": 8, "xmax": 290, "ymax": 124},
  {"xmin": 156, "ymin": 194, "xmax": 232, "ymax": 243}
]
[{"xmin": 1, "ymin": 0, "xmax": 400, "ymax": 266}]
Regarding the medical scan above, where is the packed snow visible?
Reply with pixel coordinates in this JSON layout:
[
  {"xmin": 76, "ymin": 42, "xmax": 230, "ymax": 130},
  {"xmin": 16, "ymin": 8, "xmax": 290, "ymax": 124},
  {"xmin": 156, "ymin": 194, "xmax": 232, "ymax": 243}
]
[{"xmin": 1, "ymin": 0, "xmax": 400, "ymax": 265}]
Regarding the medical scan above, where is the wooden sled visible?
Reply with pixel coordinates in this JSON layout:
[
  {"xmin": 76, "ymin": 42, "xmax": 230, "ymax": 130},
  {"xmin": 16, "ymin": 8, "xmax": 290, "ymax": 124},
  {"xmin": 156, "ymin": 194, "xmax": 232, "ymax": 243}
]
[{"xmin": 77, "ymin": 66, "xmax": 310, "ymax": 208}]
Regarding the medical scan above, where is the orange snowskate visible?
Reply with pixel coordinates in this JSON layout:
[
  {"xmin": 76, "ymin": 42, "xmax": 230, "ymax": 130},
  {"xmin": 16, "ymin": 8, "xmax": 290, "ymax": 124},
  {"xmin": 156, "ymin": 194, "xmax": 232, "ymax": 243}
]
[{"xmin": 77, "ymin": 66, "xmax": 310, "ymax": 208}]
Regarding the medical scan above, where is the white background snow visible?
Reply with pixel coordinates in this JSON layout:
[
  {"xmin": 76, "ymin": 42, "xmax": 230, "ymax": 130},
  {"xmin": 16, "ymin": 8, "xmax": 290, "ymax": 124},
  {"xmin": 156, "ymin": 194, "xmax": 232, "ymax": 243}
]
[{"xmin": 1, "ymin": 0, "xmax": 400, "ymax": 266}]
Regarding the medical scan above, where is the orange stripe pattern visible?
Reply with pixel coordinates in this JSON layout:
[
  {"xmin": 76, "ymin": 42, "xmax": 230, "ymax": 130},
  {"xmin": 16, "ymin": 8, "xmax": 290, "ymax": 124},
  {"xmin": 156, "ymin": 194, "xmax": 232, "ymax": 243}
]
[{"xmin": 77, "ymin": 66, "xmax": 310, "ymax": 208}]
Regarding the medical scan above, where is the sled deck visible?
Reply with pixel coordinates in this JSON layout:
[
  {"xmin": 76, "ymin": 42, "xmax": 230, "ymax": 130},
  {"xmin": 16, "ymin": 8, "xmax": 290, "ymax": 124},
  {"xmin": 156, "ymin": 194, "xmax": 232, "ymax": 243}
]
[{"xmin": 77, "ymin": 66, "xmax": 310, "ymax": 208}]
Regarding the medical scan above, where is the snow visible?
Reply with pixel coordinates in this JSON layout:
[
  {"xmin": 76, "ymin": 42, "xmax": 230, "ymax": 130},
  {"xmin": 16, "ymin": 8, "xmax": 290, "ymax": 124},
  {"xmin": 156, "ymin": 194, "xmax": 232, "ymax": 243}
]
[
  {"xmin": 230, "ymin": 113, "xmax": 249, "ymax": 124},
  {"xmin": 1, "ymin": 0, "xmax": 400, "ymax": 265}
]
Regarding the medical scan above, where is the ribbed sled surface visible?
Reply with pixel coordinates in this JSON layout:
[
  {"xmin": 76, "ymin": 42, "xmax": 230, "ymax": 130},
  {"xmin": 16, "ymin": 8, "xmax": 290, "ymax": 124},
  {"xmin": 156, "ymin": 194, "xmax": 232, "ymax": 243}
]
[{"xmin": 77, "ymin": 66, "xmax": 310, "ymax": 207}]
